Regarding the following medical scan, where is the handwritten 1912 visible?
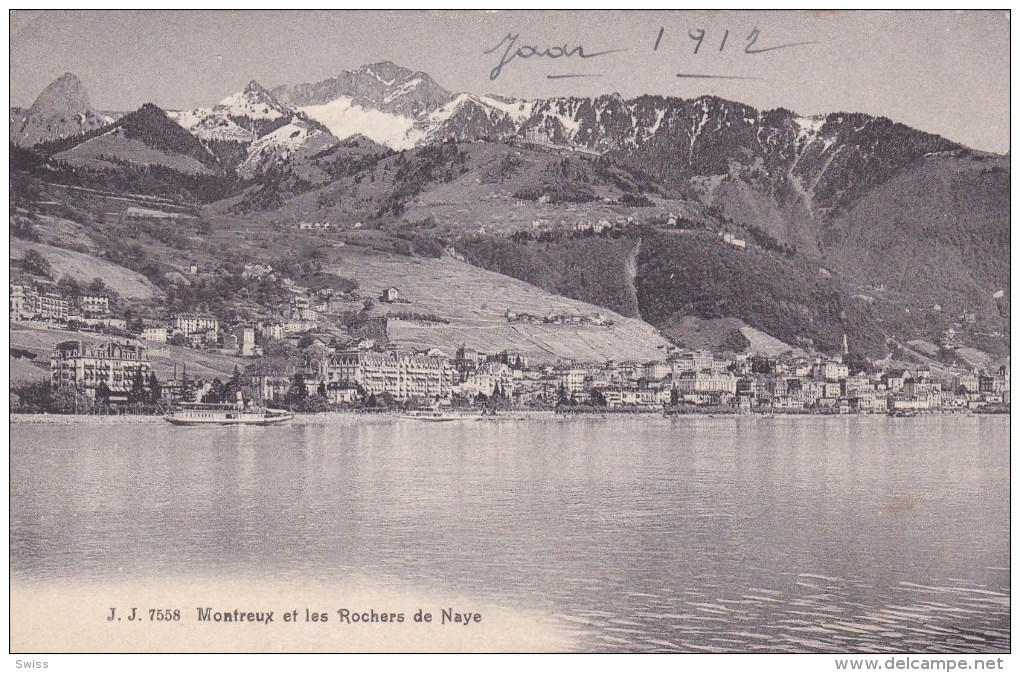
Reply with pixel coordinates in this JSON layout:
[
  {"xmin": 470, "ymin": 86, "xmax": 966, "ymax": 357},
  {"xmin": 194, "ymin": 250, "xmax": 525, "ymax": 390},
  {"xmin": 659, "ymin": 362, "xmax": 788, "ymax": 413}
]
[{"xmin": 483, "ymin": 27, "xmax": 816, "ymax": 82}]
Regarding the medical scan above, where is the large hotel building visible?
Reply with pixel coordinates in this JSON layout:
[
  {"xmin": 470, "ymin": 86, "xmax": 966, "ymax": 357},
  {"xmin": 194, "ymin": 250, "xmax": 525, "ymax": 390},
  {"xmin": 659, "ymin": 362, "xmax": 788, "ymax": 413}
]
[
  {"xmin": 326, "ymin": 349, "xmax": 452, "ymax": 400},
  {"xmin": 51, "ymin": 341, "xmax": 152, "ymax": 400}
]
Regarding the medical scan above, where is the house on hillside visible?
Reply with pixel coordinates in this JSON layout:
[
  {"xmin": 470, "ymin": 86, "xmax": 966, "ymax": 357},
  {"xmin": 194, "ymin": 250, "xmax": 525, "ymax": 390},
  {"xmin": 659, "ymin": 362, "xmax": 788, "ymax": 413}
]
[
  {"xmin": 142, "ymin": 327, "xmax": 168, "ymax": 343},
  {"xmin": 380, "ymin": 287, "xmax": 400, "ymax": 303},
  {"xmin": 79, "ymin": 294, "xmax": 110, "ymax": 317}
]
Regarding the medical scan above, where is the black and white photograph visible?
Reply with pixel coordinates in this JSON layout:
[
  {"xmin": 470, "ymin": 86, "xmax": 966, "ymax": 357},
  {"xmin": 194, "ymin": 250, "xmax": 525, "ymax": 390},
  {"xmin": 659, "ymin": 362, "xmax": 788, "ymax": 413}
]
[{"xmin": 7, "ymin": 9, "xmax": 1011, "ymax": 662}]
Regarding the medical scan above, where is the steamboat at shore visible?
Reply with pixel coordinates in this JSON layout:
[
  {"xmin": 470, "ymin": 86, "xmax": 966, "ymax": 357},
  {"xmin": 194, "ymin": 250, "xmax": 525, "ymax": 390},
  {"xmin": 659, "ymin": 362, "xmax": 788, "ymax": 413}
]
[
  {"xmin": 397, "ymin": 408, "xmax": 480, "ymax": 422},
  {"xmin": 165, "ymin": 402, "xmax": 294, "ymax": 426}
]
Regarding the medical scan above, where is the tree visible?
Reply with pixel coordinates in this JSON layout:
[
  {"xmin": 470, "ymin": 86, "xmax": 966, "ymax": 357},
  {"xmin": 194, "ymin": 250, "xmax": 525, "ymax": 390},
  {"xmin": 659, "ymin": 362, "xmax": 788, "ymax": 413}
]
[
  {"xmin": 223, "ymin": 366, "xmax": 243, "ymax": 402},
  {"xmin": 203, "ymin": 377, "xmax": 226, "ymax": 403},
  {"xmin": 285, "ymin": 373, "xmax": 308, "ymax": 404},
  {"xmin": 557, "ymin": 384, "xmax": 569, "ymax": 406},
  {"xmin": 129, "ymin": 368, "xmax": 148, "ymax": 403},
  {"xmin": 11, "ymin": 380, "xmax": 52, "ymax": 413},
  {"xmin": 57, "ymin": 276, "xmax": 83, "ymax": 302},
  {"xmin": 51, "ymin": 386, "xmax": 87, "ymax": 414},
  {"xmin": 670, "ymin": 386, "xmax": 679, "ymax": 406},
  {"xmin": 317, "ymin": 381, "xmax": 327, "ymax": 398},
  {"xmin": 22, "ymin": 250, "xmax": 52, "ymax": 278},
  {"xmin": 169, "ymin": 333, "xmax": 189, "ymax": 347},
  {"xmin": 147, "ymin": 372, "xmax": 162, "ymax": 404},
  {"xmin": 179, "ymin": 371, "xmax": 197, "ymax": 403},
  {"xmin": 96, "ymin": 380, "xmax": 112, "ymax": 405},
  {"xmin": 87, "ymin": 277, "xmax": 110, "ymax": 295},
  {"xmin": 589, "ymin": 388, "xmax": 607, "ymax": 407},
  {"xmin": 844, "ymin": 352, "xmax": 871, "ymax": 375},
  {"xmin": 750, "ymin": 355, "xmax": 776, "ymax": 375}
]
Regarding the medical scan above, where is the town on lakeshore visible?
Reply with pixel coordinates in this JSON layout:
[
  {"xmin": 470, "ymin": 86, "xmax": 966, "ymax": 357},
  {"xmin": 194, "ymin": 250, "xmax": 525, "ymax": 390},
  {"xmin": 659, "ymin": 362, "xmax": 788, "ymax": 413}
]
[{"xmin": 10, "ymin": 275, "xmax": 1010, "ymax": 416}]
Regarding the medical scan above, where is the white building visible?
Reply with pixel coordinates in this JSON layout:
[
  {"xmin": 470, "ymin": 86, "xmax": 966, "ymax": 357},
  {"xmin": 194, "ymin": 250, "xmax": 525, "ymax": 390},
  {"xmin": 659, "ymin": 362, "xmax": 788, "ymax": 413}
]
[
  {"xmin": 174, "ymin": 314, "xmax": 219, "ymax": 337},
  {"xmin": 142, "ymin": 327, "xmax": 168, "ymax": 343}
]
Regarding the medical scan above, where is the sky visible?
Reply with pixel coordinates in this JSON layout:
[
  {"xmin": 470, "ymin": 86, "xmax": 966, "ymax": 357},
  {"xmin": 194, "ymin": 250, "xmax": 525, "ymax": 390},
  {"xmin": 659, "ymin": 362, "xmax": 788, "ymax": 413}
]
[{"xmin": 8, "ymin": 10, "xmax": 1011, "ymax": 153}]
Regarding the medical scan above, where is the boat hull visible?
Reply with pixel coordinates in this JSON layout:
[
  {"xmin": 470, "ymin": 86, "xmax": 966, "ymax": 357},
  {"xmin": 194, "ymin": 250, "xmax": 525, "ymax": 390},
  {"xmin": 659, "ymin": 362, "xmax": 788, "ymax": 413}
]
[
  {"xmin": 164, "ymin": 414, "xmax": 294, "ymax": 426},
  {"xmin": 398, "ymin": 412, "xmax": 478, "ymax": 422}
]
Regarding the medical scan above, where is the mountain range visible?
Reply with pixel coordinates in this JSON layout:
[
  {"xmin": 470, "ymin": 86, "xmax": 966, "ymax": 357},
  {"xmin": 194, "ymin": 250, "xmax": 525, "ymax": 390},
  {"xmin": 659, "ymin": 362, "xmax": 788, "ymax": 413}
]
[{"xmin": 9, "ymin": 62, "xmax": 1010, "ymax": 365}]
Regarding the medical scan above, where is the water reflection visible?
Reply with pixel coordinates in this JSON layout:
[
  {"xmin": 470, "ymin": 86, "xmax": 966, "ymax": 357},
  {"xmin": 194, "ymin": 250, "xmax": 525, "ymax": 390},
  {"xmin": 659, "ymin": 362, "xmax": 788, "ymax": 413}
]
[{"xmin": 11, "ymin": 416, "xmax": 1010, "ymax": 652}]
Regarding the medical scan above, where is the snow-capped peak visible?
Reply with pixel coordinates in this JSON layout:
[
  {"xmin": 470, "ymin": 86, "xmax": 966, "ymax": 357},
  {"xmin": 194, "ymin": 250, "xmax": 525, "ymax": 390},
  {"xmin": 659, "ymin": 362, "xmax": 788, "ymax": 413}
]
[{"xmin": 215, "ymin": 81, "xmax": 289, "ymax": 120}]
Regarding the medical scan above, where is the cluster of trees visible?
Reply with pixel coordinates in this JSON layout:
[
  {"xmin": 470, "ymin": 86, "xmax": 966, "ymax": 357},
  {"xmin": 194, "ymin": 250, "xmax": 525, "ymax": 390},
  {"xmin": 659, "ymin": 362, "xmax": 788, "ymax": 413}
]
[
  {"xmin": 480, "ymin": 152, "xmax": 523, "ymax": 184},
  {"xmin": 11, "ymin": 215, "xmax": 41, "ymax": 241},
  {"xmin": 19, "ymin": 250, "xmax": 52, "ymax": 278},
  {"xmin": 30, "ymin": 119, "xmax": 122, "ymax": 156},
  {"xmin": 280, "ymin": 373, "xmax": 336, "ymax": 412},
  {"xmin": 512, "ymin": 182, "xmax": 597, "ymax": 204},
  {"xmin": 314, "ymin": 149, "xmax": 389, "ymax": 182},
  {"xmin": 636, "ymin": 230, "xmax": 887, "ymax": 358},
  {"xmin": 618, "ymin": 193, "xmax": 655, "ymax": 207},
  {"xmin": 385, "ymin": 311, "xmax": 449, "ymax": 324},
  {"xmin": 553, "ymin": 384, "xmax": 618, "ymax": 413},
  {"xmin": 743, "ymin": 222, "xmax": 797, "ymax": 258},
  {"xmin": 42, "ymin": 156, "xmax": 241, "ymax": 203},
  {"xmin": 200, "ymin": 368, "xmax": 253, "ymax": 405},
  {"xmin": 56, "ymin": 276, "xmax": 117, "ymax": 305},
  {"xmin": 94, "ymin": 239, "xmax": 162, "ymax": 285},
  {"xmin": 121, "ymin": 104, "xmax": 221, "ymax": 169},
  {"xmin": 10, "ymin": 369, "xmax": 163, "ymax": 414},
  {"xmin": 460, "ymin": 234, "xmax": 640, "ymax": 319},
  {"xmin": 377, "ymin": 141, "xmax": 470, "ymax": 217},
  {"xmin": 508, "ymin": 222, "xmax": 630, "ymax": 245}
]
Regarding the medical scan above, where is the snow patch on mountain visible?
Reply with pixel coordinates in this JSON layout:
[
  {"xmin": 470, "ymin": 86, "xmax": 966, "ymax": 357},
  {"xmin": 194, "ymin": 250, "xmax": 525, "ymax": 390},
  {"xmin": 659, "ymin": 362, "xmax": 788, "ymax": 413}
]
[
  {"xmin": 169, "ymin": 109, "xmax": 256, "ymax": 142},
  {"xmin": 237, "ymin": 120, "xmax": 337, "ymax": 178},
  {"xmin": 477, "ymin": 95, "xmax": 534, "ymax": 124},
  {"xmin": 298, "ymin": 96, "xmax": 423, "ymax": 150},
  {"xmin": 384, "ymin": 78, "xmax": 423, "ymax": 104},
  {"xmin": 794, "ymin": 115, "xmax": 825, "ymax": 144},
  {"xmin": 215, "ymin": 90, "xmax": 287, "ymax": 120},
  {"xmin": 647, "ymin": 109, "xmax": 666, "ymax": 135}
]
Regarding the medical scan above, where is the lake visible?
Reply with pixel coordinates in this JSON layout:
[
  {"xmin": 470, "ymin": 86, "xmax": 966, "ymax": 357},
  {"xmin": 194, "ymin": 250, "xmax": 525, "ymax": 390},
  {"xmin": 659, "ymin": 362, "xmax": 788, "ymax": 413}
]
[{"xmin": 10, "ymin": 414, "xmax": 1010, "ymax": 653}]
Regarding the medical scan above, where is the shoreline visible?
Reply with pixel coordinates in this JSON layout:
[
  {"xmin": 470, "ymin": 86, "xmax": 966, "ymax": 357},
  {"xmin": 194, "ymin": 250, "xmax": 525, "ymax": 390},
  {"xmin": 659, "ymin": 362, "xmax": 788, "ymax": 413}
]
[{"xmin": 9, "ymin": 409, "xmax": 1005, "ymax": 425}]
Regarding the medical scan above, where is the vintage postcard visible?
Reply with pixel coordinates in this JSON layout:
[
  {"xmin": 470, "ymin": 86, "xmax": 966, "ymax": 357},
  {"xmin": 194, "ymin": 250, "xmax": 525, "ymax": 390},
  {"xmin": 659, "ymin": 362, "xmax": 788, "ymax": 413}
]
[{"xmin": 8, "ymin": 9, "xmax": 1010, "ymax": 662}]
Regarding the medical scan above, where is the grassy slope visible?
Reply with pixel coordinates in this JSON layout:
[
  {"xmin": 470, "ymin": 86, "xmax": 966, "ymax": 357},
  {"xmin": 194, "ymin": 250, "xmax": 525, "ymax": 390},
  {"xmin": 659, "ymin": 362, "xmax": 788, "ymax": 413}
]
[
  {"xmin": 53, "ymin": 130, "xmax": 215, "ymax": 175},
  {"xmin": 332, "ymin": 249, "xmax": 673, "ymax": 363},
  {"xmin": 245, "ymin": 141, "xmax": 698, "ymax": 237},
  {"xmin": 10, "ymin": 238, "xmax": 162, "ymax": 299},
  {"xmin": 457, "ymin": 236, "xmax": 640, "ymax": 318}
]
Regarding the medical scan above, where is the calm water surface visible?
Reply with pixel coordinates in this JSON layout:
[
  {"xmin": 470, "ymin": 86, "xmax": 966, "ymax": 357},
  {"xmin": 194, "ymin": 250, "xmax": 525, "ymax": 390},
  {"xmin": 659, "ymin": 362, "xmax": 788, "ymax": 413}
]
[{"xmin": 11, "ymin": 415, "xmax": 1010, "ymax": 652}]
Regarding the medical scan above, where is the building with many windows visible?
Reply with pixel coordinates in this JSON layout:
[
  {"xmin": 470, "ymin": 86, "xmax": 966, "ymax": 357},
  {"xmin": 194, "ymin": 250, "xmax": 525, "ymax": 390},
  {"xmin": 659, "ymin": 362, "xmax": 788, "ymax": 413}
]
[
  {"xmin": 51, "ymin": 341, "xmax": 152, "ymax": 400},
  {"xmin": 174, "ymin": 314, "xmax": 219, "ymax": 337},
  {"xmin": 38, "ymin": 292, "xmax": 69, "ymax": 321},
  {"xmin": 673, "ymin": 369, "xmax": 737, "ymax": 404},
  {"xmin": 10, "ymin": 283, "xmax": 35, "ymax": 320},
  {"xmin": 79, "ymin": 294, "xmax": 110, "ymax": 316},
  {"xmin": 142, "ymin": 327, "xmax": 168, "ymax": 343},
  {"xmin": 326, "ymin": 349, "xmax": 452, "ymax": 400},
  {"xmin": 10, "ymin": 283, "xmax": 68, "ymax": 321}
]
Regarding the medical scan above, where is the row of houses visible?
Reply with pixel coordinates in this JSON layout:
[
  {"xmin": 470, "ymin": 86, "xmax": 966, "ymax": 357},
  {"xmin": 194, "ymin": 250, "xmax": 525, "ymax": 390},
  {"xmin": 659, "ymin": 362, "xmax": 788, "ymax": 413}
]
[
  {"xmin": 45, "ymin": 333, "xmax": 1012, "ymax": 413},
  {"xmin": 10, "ymin": 282, "xmax": 110, "ymax": 322},
  {"xmin": 245, "ymin": 343, "xmax": 1011, "ymax": 411},
  {"xmin": 504, "ymin": 309, "xmax": 611, "ymax": 326}
]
